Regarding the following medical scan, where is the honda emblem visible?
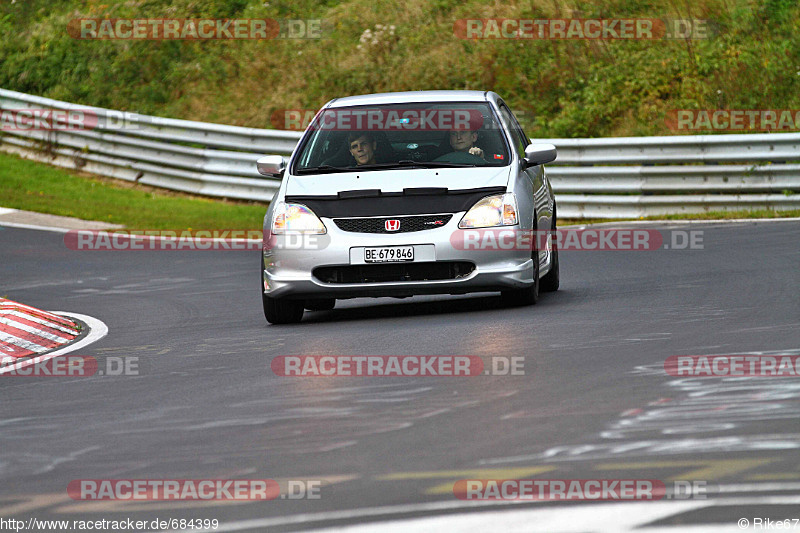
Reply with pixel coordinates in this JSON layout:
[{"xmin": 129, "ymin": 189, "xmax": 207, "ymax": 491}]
[{"xmin": 385, "ymin": 219, "xmax": 400, "ymax": 231}]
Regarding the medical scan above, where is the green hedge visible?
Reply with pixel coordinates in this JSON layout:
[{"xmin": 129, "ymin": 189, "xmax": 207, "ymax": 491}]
[{"xmin": 1, "ymin": 0, "xmax": 798, "ymax": 138}]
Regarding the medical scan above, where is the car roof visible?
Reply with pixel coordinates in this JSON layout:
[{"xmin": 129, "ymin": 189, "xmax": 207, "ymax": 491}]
[{"xmin": 326, "ymin": 91, "xmax": 498, "ymax": 108}]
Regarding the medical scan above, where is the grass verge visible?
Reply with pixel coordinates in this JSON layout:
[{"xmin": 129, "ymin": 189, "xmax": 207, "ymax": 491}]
[{"xmin": 0, "ymin": 151, "xmax": 268, "ymax": 230}]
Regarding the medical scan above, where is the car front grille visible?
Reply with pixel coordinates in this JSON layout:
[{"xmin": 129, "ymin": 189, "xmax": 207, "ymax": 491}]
[
  {"xmin": 333, "ymin": 214, "xmax": 453, "ymax": 234},
  {"xmin": 313, "ymin": 262, "xmax": 475, "ymax": 284}
]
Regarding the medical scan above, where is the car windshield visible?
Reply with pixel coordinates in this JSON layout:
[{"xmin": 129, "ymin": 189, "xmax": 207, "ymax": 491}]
[{"xmin": 293, "ymin": 102, "xmax": 510, "ymax": 173}]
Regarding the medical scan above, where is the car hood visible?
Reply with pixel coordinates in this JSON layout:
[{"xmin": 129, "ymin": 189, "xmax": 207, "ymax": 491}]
[{"xmin": 285, "ymin": 166, "xmax": 511, "ymax": 196}]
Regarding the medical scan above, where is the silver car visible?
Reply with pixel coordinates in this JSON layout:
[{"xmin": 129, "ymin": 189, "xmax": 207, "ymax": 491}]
[{"xmin": 259, "ymin": 91, "xmax": 559, "ymax": 324}]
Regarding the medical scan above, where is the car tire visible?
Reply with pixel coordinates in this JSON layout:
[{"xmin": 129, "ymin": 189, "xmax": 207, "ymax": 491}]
[
  {"xmin": 263, "ymin": 295, "xmax": 304, "ymax": 324},
  {"xmin": 261, "ymin": 256, "xmax": 304, "ymax": 324},
  {"xmin": 501, "ymin": 235, "xmax": 540, "ymax": 306},
  {"xmin": 305, "ymin": 299, "xmax": 336, "ymax": 311},
  {"xmin": 540, "ymin": 213, "xmax": 559, "ymax": 292}
]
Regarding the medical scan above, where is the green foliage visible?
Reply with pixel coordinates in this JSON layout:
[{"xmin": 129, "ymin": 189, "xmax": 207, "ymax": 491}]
[
  {"xmin": 759, "ymin": 0, "xmax": 796, "ymax": 22},
  {"xmin": 1, "ymin": 0, "xmax": 799, "ymax": 137}
]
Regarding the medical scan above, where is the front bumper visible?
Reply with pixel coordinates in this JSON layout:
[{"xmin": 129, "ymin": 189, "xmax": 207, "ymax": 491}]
[{"xmin": 262, "ymin": 217, "xmax": 537, "ymax": 300}]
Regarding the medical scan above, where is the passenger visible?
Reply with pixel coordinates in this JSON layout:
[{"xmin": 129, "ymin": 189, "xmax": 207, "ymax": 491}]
[{"xmin": 348, "ymin": 131, "xmax": 377, "ymax": 166}]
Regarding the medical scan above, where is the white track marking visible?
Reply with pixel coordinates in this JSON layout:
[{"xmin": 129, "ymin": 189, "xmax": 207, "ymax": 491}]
[
  {"xmin": 0, "ymin": 221, "xmax": 71, "ymax": 233},
  {"xmin": 302, "ymin": 501, "xmax": 706, "ymax": 533},
  {"xmin": 718, "ymin": 482, "xmax": 800, "ymax": 493},
  {"xmin": 165, "ymin": 495, "xmax": 800, "ymax": 533}
]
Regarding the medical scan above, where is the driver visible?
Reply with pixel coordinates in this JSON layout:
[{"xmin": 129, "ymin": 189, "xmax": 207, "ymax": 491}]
[
  {"xmin": 348, "ymin": 131, "xmax": 377, "ymax": 166},
  {"xmin": 448, "ymin": 129, "xmax": 484, "ymax": 159}
]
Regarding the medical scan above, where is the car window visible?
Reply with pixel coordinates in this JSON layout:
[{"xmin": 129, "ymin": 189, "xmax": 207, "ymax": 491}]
[
  {"xmin": 293, "ymin": 102, "xmax": 511, "ymax": 173},
  {"xmin": 498, "ymin": 104, "xmax": 529, "ymax": 156}
]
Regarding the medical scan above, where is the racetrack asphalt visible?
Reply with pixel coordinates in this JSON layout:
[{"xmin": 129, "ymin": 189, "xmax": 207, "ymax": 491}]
[{"xmin": 1, "ymin": 220, "xmax": 798, "ymax": 531}]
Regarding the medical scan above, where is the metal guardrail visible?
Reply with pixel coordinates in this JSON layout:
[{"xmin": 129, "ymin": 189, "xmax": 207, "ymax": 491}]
[{"xmin": 2, "ymin": 88, "xmax": 799, "ymax": 218}]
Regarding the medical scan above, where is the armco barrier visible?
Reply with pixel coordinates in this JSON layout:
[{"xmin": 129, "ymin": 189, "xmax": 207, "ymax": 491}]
[{"xmin": 2, "ymin": 89, "xmax": 799, "ymax": 218}]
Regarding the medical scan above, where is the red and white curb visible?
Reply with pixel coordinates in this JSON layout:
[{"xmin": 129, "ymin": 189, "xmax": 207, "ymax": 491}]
[
  {"xmin": 0, "ymin": 298, "xmax": 80, "ymax": 358},
  {"xmin": 0, "ymin": 298, "xmax": 108, "ymax": 375}
]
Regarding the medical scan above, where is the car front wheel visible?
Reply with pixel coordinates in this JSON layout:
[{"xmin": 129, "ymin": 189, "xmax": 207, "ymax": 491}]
[
  {"xmin": 540, "ymin": 212, "xmax": 559, "ymax": 292},
  {"xmin": 262, "ymin": 256, "xmax": 304, "ymax": 324},
  {"xmin": 501, "ymin": 242, "xmax": 539, "ymax": 307},
  {"xmin": 263, "ymin": 295, "xmax": 304, "ymax": 324}
]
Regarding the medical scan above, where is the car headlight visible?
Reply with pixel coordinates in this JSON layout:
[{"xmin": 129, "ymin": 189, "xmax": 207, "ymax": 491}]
[
  {"xmin": 272, "ymin": 202, "xmax": 327, "ymax": 234},
  {"xmin": 458, "ymin": 193, "xmax": 518, "ymax": 229}
]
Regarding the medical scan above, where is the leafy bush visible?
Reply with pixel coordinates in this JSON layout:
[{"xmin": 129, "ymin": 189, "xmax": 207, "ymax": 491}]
[{"xmin": 1, "ymin": 0, "xmax": 798, "ymax": 137}]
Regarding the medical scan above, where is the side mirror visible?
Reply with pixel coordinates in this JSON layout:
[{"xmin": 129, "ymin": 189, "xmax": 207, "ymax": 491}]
[
  {"xmin": 257, "ymin": 155, "xmax": 287, "ymax": 177},
  {"xmin": 523, "ymin": 143, "xmax": 557, "ymax": 167}
]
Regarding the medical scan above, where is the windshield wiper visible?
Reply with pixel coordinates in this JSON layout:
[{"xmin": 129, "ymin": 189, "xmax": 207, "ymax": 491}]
[
  {"xmin": 410, "ymin": 161, "xmax": 479, "ymax": 168},
  {"xmin": 355, "ymin": 160, "xmax": 477, "ymax": 170},
  {"xmin": 295, "ymin": 165, "xmax": 351, "ymax": 175},
  {"xmin": 296, "ymin": 160, "xmax": 478, "ymax": 174}
]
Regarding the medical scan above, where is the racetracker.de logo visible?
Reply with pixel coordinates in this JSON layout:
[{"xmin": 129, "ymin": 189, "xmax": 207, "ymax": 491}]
[
  {"xmin": 450, "ymin": 229, "xmax": 703, "ymax": 251},
  {"xmin": 1, "ymin": 355, "xmax": 141, "ymax": 377},
  {"xmin": 454, "ymin": 479, "xmax": 709, "ymax": 500},
  {"xmin": 306, "ymin": 108, "xmax": 485, "ymax": 132},
  {"xmin": 454, "ymin": 479, "xmax": 666, "ymax": 500},
  {"xmin": 666, "ymin": 110, "xmax": 800, "ymax": 131},
  {"xmin": 67, "ymin": 480, "xmax": 281, "ymax": 501},
  {"xmin": 0, "ymin": 109, "xmax": 144, "ymax": 131},
  {"xmin": 64, "ymin": 230, "xmax": 264, "ymax": 251},
  {"xmin": 271, "ymin": 355, "xmax": 525, "ymax": 376},
  {"xmin": 1, "ymin": 109, "xmax": 98, "ymax": 131},
  {"xmin": 1, "ymin": 355, "xmax": 97, "ymax": 376},
  {"xmin": 665, "ymin": 355, "xmax": 800, "ymax": 377},
  {"xmin": 67, "ymin": 19, "xmax": 325, "ymax": 40},
  {"xmin": 271, "ymin": 109, "xmax": 318, "ymax": 131},
  {"xmin": 454, "ymin": 18, "xmax": 710, "ymax": 40}
]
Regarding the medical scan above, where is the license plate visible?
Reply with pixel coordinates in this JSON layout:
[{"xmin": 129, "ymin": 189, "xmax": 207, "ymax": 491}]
[{"xmin": 364, "ymin": 246, "xmax": 414, "ymax": 263}]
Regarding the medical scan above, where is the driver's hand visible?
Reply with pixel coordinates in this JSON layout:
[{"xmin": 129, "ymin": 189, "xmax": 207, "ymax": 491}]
[{"xmin": 469, "ymin": 147, "xmax": 484, "ymax": 158}]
